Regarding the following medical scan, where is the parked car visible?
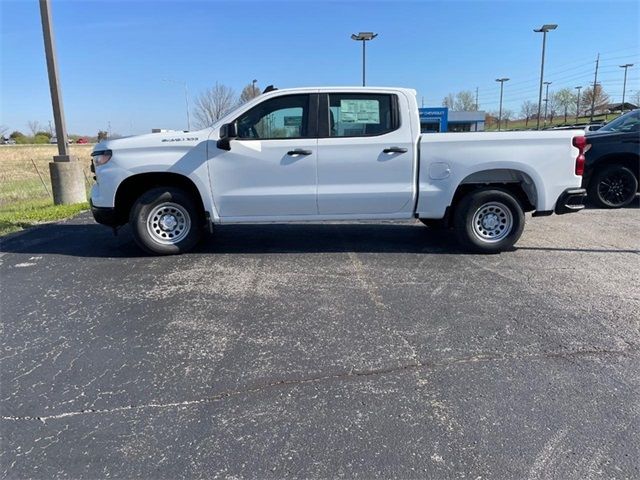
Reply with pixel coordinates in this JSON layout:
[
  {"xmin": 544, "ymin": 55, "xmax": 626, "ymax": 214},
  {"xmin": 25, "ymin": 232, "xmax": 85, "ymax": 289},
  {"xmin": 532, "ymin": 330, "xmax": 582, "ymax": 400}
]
[
  {"xmin": 583, "ymin": 109, "xmax": 639, "ymax": 208},
  {"xmin": 50, "ymin": 136, "xmax": 57, "ymax": 144},
  {"xmin": 76, "ymin": 137, "xmax": 88, "ymax": 144},
  {"xmin": 90, "ymin": 86, "xmax": 587, "ymax": 255},
  {"xmin": 583, "ymin": 123, "xmax": 604, "ymax": 133}
]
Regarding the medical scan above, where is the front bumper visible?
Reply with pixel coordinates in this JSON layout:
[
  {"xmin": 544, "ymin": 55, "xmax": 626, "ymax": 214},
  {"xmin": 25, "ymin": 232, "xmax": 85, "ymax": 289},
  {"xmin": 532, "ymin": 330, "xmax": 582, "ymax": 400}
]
[
  {"xmin": 90, "ymin": 199, "xmax": 120, "ymax": 227},
  {"xmin": 554, "ymin": 188, "xmax": 587, "ymax": 215}
]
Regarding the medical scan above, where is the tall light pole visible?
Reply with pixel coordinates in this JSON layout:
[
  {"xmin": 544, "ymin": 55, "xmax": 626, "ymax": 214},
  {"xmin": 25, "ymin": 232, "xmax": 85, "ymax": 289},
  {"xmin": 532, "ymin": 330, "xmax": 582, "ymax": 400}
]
[
  {"xmin": 163, "ymin": 78, "xmax": 190, "ymax": 131},
  {"xmin": 350, "ymin": 32, "xmax": 377, "ymax": 86},
  {"xmin": 39, "ymin": 0, "xmax": 85, "ymax": 205},
  {"xmin": 589, "ymin": 54, "xmax": 600, "ymax": 123},
  {"xmin": 534, "ymin": 24, "xmax": 557, "ymax": 130},
  {"xmin": 543, "ymin": 81, "xmax": 552, "ymax": 127},
  {"xmin": 575, "ymin": 85, "xmax": 582, "ymax": 123},
  {"xmin": 495, "ymin": 78, "xmax": 509, "ymax": 131},
  {"xmin": 252, "ymin": 79, "xmax": 258, "ymax": 97},
  {"xmin": 619, "ymin": 64, "xmax": 633, "ymax": 112}
]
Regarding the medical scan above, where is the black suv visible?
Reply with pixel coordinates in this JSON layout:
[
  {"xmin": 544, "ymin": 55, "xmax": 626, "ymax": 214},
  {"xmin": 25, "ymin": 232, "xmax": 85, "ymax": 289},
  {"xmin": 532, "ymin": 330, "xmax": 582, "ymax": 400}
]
[{"xmin": 583, "ymin": 110, "xmax": 639, "ymax": 208}]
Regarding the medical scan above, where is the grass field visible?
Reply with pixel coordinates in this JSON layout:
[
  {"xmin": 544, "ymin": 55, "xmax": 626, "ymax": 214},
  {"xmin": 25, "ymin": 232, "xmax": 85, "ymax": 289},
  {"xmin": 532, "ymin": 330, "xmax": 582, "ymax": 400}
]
[{"xmin": 0, "ymin": 144, "xmax": 94, "ymax": 235}]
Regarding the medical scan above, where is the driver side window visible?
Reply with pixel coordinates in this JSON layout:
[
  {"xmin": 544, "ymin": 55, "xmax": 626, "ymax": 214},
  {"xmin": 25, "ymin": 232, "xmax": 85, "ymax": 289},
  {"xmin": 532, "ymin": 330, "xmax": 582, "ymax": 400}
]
[{"xmin": 236, "ymin": 94, "xmax": 310, "ymax": 140}]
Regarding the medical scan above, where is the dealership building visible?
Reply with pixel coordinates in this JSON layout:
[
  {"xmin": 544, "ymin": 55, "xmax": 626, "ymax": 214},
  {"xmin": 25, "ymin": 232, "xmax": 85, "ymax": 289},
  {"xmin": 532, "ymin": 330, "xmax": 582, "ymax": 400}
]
[{"xmin": 419, "ymin": 107, "xmax": 486, "ymax": 133}]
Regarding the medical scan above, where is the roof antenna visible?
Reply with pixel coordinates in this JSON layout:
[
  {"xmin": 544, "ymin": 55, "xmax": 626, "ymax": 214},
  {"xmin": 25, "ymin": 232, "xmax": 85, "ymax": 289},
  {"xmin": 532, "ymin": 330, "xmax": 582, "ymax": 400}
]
[{"xmin": 263, "ymin": 85, "xmax": 277, "ymax": 93}]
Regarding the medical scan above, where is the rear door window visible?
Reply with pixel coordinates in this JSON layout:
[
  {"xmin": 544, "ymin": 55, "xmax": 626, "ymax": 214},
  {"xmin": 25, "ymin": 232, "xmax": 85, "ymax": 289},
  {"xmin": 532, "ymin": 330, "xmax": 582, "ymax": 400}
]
[{"xmin": 327, "ymin": 94, "xmax": 397, "ymax": 137}]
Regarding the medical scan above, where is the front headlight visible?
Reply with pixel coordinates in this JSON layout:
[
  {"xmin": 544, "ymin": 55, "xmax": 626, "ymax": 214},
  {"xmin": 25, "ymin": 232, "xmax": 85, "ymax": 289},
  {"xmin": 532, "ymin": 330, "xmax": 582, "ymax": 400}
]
[{"xmin": 92, "ymin": 149, "xmax": 112, "ymax": 166}]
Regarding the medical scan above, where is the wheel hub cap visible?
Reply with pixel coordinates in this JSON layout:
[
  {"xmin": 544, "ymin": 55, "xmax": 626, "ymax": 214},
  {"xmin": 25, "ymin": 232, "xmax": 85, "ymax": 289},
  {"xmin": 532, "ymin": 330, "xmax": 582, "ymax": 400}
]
[
  {"xmin": 482, "ymin": 213, "xmax": 500, "ymax": 230},
  {"xmin": 159, "ymin": 214, "xmax": 178, "ymax": 231},
  {"xmin": 471, "ymin": 202, "xmax": 513, "ymax": 243},
  {"xmin": 146, "ymin": 202, "xmax": 191, "ymax": 245}
]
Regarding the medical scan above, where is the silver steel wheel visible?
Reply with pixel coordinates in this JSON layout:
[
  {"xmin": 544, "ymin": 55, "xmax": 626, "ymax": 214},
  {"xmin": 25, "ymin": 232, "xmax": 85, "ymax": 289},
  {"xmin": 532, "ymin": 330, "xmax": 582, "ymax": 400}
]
[
  {"xmin": 146, "ymin": 202, "xmax": 191, "ymax": 245},
  {"xmin": 471, "ymin": 202, "xmax": 513, "ymax": 243}
]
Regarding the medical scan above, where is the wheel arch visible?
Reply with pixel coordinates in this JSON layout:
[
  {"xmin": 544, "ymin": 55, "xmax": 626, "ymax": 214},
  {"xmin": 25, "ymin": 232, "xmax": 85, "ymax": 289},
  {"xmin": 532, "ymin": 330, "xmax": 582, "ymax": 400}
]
[
  {"xmin": 454, "ymin": 168, "xmax": 537, "ymax": 210},
  {"xmin": 114, "ymin": 172, "xmax": 207, "ymax": 225}
]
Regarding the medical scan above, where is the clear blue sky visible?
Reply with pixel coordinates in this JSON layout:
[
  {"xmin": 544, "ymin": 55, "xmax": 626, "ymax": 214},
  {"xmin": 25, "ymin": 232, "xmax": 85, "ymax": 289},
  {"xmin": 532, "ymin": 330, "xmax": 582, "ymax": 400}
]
[{"xmin": 1, "ymin": 0, "xmax": 639, "ymax": 135}]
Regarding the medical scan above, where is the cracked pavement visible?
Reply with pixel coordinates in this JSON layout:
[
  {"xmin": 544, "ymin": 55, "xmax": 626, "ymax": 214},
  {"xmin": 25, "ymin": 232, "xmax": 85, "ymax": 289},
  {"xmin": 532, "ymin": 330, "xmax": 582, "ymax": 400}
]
[{"xmin": 0, "ymin": 206, "xmax": 639, "ymax": 478}]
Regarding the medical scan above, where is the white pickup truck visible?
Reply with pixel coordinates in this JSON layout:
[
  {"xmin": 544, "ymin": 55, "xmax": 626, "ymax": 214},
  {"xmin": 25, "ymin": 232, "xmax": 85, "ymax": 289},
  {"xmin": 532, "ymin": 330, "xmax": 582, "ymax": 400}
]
[{"xmin": 90, "ymin": 86, "xmax": 587, "ymax": 254}]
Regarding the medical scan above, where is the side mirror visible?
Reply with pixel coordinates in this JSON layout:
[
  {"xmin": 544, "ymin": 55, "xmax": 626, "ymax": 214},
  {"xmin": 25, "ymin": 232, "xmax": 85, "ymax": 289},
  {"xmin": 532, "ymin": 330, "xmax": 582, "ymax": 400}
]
[{"xmin": 217, "ymin": 122, "xmax": 238, "ymax": 151}]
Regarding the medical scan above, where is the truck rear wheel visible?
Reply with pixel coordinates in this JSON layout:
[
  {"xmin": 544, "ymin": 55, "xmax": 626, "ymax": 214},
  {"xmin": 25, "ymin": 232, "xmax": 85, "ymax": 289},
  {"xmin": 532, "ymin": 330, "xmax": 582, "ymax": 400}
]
[
  {"xmin": 454, "ymin": 188, "xmax": 524, "ymax": 253},
  {"xmin": 130, "ymin": 187, "xmax": 202, "ymax": 255}
]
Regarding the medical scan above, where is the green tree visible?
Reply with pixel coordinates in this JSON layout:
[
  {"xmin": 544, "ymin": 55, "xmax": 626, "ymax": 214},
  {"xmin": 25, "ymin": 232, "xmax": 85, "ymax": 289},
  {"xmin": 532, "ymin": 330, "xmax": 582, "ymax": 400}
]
[
  {"xmin": 239, "ymin": 82, "xmax": 261, "ymax": 104},
  {"xmin": 9, "ymin": 131, "xmax": 25, "ymax": 139},
  {"xmin": 581, "ymin": 85, "xmax": 610, "ymax": 116},
  {"xmin": 520, "ymin": 100, "xmax": 536, "ymax": 127},
  {"xmin": 35, "ymin": 130, "xmax": 52, "ymax": 138},
  {"xmin": 554, "ymin": 88, "xmax": 577, "ymax": 124},
  {"xmin": 34, "ymin": 134, "xmax": 50, "ymax": 144},
  {"xmin": 454, "ymin": 91, "xmax": 476, "ymax": 111},
  {"xmin": 442, "ymin": 93, "xmax": 455, "ymax": 109}
]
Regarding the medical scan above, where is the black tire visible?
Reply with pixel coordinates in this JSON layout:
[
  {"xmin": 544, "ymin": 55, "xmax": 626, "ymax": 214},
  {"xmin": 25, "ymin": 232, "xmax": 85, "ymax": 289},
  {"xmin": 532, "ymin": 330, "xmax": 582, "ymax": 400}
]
[
  {"xmin": 587, "ymin": 165, "xmax": 638, "ymax": 209},
  {"xmin": 129, "ymin": 187, "xmax": 203, "ymax": 255},
  {"xmin": 453, "ymin": 188, "xmax": 525, "ymax": 253},
  {"xmin": 419, "ymin": 218, "xmax": 447, "ymax": 229}
]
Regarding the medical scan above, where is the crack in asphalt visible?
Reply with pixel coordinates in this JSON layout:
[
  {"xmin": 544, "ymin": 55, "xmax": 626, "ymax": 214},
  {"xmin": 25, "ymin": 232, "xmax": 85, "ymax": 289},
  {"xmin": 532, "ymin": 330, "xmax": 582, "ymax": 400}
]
[{"xmin": 2, "ymin": 346, "xmax": 635, "ymax": 423}]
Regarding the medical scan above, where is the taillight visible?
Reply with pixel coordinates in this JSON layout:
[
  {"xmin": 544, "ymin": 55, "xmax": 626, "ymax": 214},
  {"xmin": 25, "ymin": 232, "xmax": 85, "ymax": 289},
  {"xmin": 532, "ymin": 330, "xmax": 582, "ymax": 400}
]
[{"xmin": 572, "ymin": 136, "xmax": 587, "ymax": 176}]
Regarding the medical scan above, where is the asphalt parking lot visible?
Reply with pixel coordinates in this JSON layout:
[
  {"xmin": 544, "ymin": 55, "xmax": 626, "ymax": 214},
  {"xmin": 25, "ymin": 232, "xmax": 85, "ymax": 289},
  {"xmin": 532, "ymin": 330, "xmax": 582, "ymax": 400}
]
[{"xmin": 1, "ymin": 205, "xmax": 639, "ymax": 479}]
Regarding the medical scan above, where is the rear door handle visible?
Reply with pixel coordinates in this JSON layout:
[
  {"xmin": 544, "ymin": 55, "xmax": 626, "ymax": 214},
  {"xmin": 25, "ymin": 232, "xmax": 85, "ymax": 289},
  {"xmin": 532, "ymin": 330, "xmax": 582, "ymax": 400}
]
[
  {"xmin": 383, "ymin": 147, "xmax": 408, "ymax": 154},
  {"xmin": 287, "ymin": 149, "xmax": 312, "ymax": 156}
]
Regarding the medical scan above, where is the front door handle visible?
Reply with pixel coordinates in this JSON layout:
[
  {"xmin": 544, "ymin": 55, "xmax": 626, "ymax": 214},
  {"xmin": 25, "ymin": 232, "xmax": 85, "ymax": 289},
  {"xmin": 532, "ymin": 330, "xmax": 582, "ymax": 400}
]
[
  {"xmin": 287, "ymin": 149, "xmax": 312, "ymax": 156},
  {"xmin": 383, "ymin": 146, "xmax": 408, "ymax": 154}
]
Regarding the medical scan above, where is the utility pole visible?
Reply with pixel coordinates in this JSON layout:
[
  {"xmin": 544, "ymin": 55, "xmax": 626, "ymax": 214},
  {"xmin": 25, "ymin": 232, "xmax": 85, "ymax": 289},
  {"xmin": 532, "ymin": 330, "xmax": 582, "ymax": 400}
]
[
  {"xmin": 252, "ymin": 79, "xmax": 257, "ymax": 98},
  {"xmin": 183, "ymin": 82, "xmax": 190, "ymax": 131},
  {"xmin": 495, "ymin": 78, "xmax": 509, "ymax": 131},
  {"xmin": 575, "ymin": 86, "xmax": 582, "ymax": 123},
  {"xmin": 543, "ymin": 81, "xmax": 552, "ymax": 127},
  {"xmin": 350, "ymin": 32, "xmax": 377, "ymax": 86},
  {"xmin": 590, "ymin": 53, "xmax": 600, "ymax": 123},
  {"xmin": 163, "ymin": 78, "xmax": 190, "ymax": 131},
  {"xmin": 619, "ymin": 64, "xmax": 633, "ymax": 112},
  {"xmin": 475, "ymin": 86, "xmax": 479, "ymax": 110},
  {"xmin": 39, "ymin": 0, "xmax": 85, "ymax": 205},
  {"xmin": 534, "ymin": 24, "xmax": 557, "ymax": 130}
]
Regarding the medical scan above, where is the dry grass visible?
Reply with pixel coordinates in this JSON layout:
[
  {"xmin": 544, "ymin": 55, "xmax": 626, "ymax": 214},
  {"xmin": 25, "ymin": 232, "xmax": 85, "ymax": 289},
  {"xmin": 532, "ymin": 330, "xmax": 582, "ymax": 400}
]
[{"xmin": 0, "ymin": 144, "xmax": 94, "ymax": 206}]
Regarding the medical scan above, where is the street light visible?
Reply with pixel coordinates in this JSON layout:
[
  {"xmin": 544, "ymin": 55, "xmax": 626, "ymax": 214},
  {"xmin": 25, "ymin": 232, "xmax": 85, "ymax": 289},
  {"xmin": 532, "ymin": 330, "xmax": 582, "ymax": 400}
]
[
  {"xmin": 534, "ymin": 24, "xmax": 558, "ymax": 130},
  {"xmin": 252, "ymin": 79, "xmax": 258, "ymax": 97},
  {"xmin": 39, "ymin": 0, "xmax": 85, "ymax": 205},
  {"xmin": 351, "ymin": 32, "xmax": 378, "ymax": 86},
  {"xmin": 495, "ymin": 78, "xmax": 509, "ymax": 131},
  {"xmin": 575, "ymin": 86, "xmax": 582, "ymax": 123},
  {"xmin": 163, "ymin": 78, "xmax": 190, "ymax": 131},
  {"xmin": 619, "ymin": 64, "xmax": 634, "ymax": 112},
  {"xmin": 543, "ymin": 81, "xmax": 552, "ymax": 127}
]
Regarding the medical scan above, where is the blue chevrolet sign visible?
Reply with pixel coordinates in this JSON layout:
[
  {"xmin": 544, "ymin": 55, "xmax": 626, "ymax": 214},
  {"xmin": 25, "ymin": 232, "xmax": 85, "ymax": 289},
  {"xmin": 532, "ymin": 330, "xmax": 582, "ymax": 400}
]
[{"xmin": 419, "ymin": 107, "xmax": 448, "ymax": 132}]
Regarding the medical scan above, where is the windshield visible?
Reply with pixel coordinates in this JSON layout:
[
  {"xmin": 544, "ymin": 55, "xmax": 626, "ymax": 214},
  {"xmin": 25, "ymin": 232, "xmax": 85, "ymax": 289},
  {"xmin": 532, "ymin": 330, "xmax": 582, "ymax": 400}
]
[{"xmin": 598, "ymin": 110, "xmax": 640, "ymax": 133}]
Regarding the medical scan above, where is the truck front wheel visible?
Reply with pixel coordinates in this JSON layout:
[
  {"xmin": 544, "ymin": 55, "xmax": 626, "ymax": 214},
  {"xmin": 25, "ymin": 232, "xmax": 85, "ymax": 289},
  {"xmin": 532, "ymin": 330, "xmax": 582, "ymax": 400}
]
[
  {"xmin": 454, "ymin": 188, "xmax": 524, "ymax": 253},
  {"xmin": 130, "ymin": 187, "xmax": 203, "ymax": 255}
]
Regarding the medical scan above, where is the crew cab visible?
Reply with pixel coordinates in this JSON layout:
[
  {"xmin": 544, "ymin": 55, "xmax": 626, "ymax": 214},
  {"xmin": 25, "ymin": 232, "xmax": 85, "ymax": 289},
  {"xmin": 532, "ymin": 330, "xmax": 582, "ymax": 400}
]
[{"xmin": 90, "ymin": 87, "xmax": 587, "ymax": 255}]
